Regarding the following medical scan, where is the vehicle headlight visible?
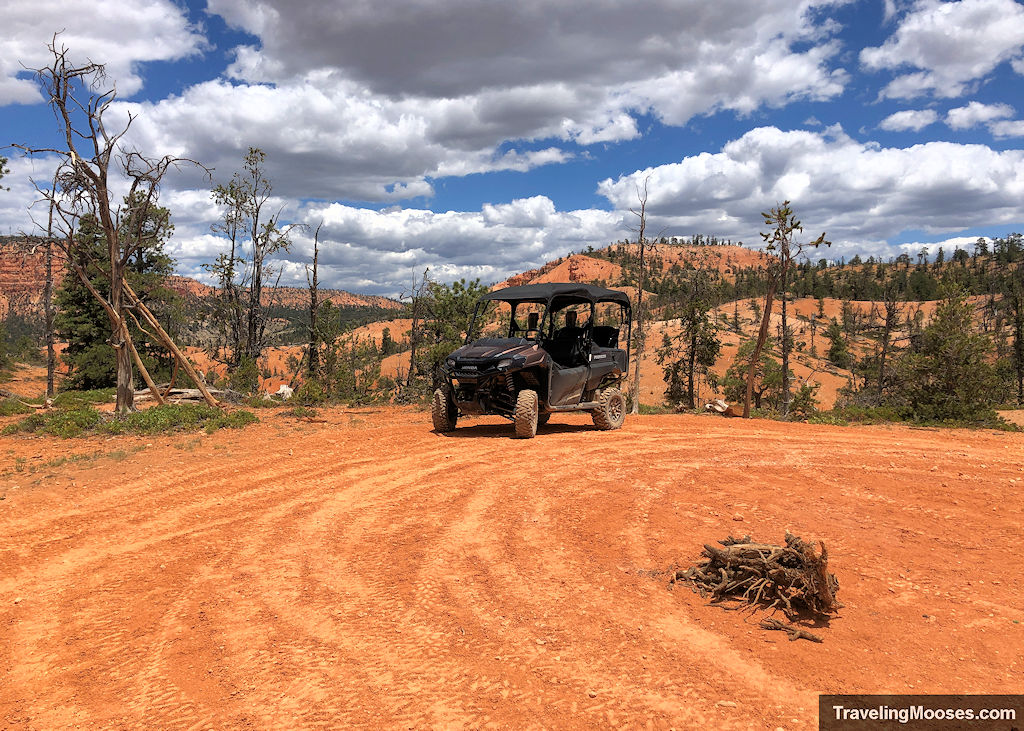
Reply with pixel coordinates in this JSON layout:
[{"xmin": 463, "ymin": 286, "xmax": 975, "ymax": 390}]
[
  {"xmin": 497, "ymin": 358, "xmax": 513, "ymax": 369},
  {"xmin": 446, "ymin": 358, "xmax": 456, "ymax": 368}
]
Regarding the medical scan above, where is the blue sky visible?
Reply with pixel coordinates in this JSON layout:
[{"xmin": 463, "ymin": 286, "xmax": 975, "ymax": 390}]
[{"xmin": 2, "ymin": 0, "xmax": 1024, "ymax": 296}]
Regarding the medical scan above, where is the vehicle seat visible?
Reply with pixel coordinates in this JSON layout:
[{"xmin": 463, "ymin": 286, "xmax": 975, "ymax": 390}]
[
  {"xmin": 592, "ymin": 326, "xmax": 619, "ymax": 349},
  {"xmin": 547, "ymin": 325, "xmax": 587, "ymax": 367}
]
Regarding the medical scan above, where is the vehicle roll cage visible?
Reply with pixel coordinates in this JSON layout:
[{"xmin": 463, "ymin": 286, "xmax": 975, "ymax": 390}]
[{"xmin": 466, "ymin": 283, "xmax": 632, "ymax": 364}]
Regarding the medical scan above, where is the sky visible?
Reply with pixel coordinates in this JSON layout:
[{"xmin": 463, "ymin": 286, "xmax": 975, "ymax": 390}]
[{"xmin": 2, "ymin": 0, "xmax": 1024, "ymax": 297}]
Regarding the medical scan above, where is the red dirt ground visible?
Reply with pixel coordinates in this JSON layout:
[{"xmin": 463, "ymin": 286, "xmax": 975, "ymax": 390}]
[{"xmin": 2, "ymin": 408, "xmax": 1022, "ymax": 729}]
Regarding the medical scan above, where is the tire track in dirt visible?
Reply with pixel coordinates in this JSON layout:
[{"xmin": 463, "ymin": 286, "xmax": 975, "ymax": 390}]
[{"xmin": 2, "ymin": 410, "xmax": 1022, "ymax": 728}]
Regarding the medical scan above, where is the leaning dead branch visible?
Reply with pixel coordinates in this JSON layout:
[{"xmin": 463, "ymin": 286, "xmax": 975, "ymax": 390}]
[
  {"xmin": 672, "ymin": 532, "xmax": 840, "ymax": 620},
  {"xmin": 759, "ymin": 617, "xmax": 823, "ymax": 643}
]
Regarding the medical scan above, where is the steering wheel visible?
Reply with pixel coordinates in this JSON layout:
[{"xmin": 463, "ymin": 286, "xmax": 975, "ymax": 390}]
[{"xmin": 570, "ymin": 333, "xmax": 588, "ymax": 365}]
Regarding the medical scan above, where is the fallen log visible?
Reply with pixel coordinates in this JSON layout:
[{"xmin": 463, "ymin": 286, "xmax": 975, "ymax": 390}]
[
  {"xmin": 672, "ymin": 531, "xmax": 841, "ymax": 620},
  {"xmin": 134, "ymin": 387, "xmax": 244, "ymax": 404}
]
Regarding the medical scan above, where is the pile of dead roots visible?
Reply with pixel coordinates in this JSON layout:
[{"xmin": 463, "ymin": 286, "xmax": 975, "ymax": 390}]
[{"xmin": 672, "ymin": 532, "xmax": 841, "ymax": 619}]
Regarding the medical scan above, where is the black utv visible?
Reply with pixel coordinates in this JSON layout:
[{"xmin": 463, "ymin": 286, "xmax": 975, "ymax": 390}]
[{"xmin": 432, "ymin": 282, "xmax": 631, "ymax": 438}]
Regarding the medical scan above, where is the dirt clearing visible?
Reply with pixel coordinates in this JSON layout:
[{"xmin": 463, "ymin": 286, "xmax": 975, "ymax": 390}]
[{"xmin": 2, "ymin": 409, "xmax": 1022, "ymax": 729}]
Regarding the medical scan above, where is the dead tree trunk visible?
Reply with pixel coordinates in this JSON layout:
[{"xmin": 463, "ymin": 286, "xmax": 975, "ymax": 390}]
[
  {"xmin": 306, "ymin": 222, "xmax": 322, "ymax": 381},
  {"xmin": 743, "ymin": 276, "xmax": 778, "ymax": 418},
  {"xmin": 629, "ymin": 178, "xmax": 650, "ymax": 415},
  {"xmin": 780, "ymin": 261, "xmax": 790, "ymax": 417},
  {"xmin": 123, "ymin": 282, "xmax": 219, "ymax": 408},
  {"xmin": 1013, "ymin": 283, "xmax": 1024, "ymax": 405},
  {"xmin": 44, "ymin": 223, "xmax": 55, "ymax": 399},
  {"xmin": 746, "ymin": 202, "xmax": 828, "ymax": 418},
  {"xmin": 16, "ymin": 40, "xmax": 212, "ymax": 414}
]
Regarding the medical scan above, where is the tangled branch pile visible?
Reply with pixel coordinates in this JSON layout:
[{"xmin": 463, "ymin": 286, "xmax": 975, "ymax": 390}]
[{"xmin": 672, "ymin": 532, "xmax": 840, "ymax": 619}]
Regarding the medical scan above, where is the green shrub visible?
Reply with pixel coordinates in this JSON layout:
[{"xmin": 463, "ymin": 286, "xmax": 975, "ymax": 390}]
[
  {"xmin": 100, "ymin": 404, "xmax": 218, "ymax": 434},
  {"xmin": 294, "ymin": 379, "xmax": 327, "ymax": 405},
  {"xmin": 101, "ymin": 404, "xmax": 260, "ymax": 434},
  {"xmin": 0, "ymin": 398, "xmax": 32, "ymax": 417},
  {"xmin": 4, "ymin": 406, "xmax": 105, "ymax": 437},
  {"xmin": 838, "ymin": 405, "xmax": 902, "ymax": 424},
  {"xmin": 284, "ymin": 405, "xmax": 320, "ymax": 419},
  {"xmin": 638, "ymin": 403, "xmax": 673, "ymax": 415},
  {"xmin": 205, "ymin": 410, "xmax": 259, "ymax": 433},
  {"xmin": 52, "ymin": 388, "xmax": 116, "ymax": 408},
  {"xmin": 788, "ymin": 382, "xmax": 820, "ymax": 420},
  {"xmin": 804, "ymin": 405, "xmax": 1017, "ymax": 431},
  {"xmin": 807, "ymin": 412, "xmax": 848, "ymax": 426},
  {"xmin": 244, "ymin": 394, "xmax": 281, "ymax": 408},
  {"xmin": 230, "ymin": 357, "xmax": 260, "ymax": 394},
  {"xmin": 4, "ymin": 403, "xmax": 258, "ymax": 437}
]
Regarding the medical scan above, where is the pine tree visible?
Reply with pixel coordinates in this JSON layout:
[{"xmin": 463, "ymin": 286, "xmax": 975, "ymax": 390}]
[
  {"xmin": 722, "ymin": 338, "xmax": 785, "ymax": 411},
  {"xmin": 887, "ymin": 285, "xmax": 1001, "ymax": 422},
  {"xmin": 55, "ymin": 206, "xmax": 176, "ymax": 390},
  {"xmin": 826, "ymin": 317, "xmax": 852, "ymax": 369}
]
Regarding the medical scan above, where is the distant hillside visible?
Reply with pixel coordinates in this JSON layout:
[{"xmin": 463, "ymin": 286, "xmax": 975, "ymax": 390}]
[
  {"xmin": 163, "ymin": 275, "xmax": 402, "ymax": 311},
  {"xmin": 0, "ymin": 236, "xmax": 401, "ymax": 321},
  {"xmin": 0, "ymin": 237, "xmax": 68, "ymax": 320},
  {"xmin": 495, "ymin": 243, "xmax": 770, "ymax": 291}
]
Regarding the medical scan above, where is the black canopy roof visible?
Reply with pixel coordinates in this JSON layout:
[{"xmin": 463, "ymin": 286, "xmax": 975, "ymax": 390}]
[{"xmin": 482, "ymin": 282, "xmax": 630, "ymax": 308}]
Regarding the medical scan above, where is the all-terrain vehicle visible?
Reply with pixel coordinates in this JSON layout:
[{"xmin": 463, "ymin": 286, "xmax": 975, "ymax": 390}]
[{"xmin": 432, "ymin": 282, "xmax": 631, "ymax": 438}]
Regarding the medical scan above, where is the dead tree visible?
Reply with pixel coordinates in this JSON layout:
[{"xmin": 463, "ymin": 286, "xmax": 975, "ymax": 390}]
[
  {"xmin": 876, "ymin": 284, "xmax": 902, "ymax": 396},
  {"xmin": 15, "ymin": 38, "xmax": 216, "ymax": 412},
  {"xmin": 210, "ymin": 148, "xmax": 296, "ymax": 366},
  {"xmin": 744, "ymin": 202, "xmax": 828, "ymax": 418},
  {"xmin": 305, "ymin": 222, "xmax": 323, "ymax": 380},
  {"xmin": 44, "ymin": 229, "xmax": 55, "ymax": 398},
  {"xmin": 402, "ymin": 268, "xmax": 430, "ymax": 398},
  {"xmin": 629, "ymin": 177, "xmax": 651, "ymax": 415}
]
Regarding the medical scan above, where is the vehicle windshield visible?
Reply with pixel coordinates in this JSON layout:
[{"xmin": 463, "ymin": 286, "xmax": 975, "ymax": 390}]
[{"xmin": 465, "ymin": 299, "xmax": 548, "ymax": 342}]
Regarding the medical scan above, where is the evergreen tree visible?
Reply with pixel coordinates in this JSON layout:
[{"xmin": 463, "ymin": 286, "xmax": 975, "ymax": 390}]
[
  {"xmin": 55, "ymin": 205, "xmax": 176, "ymax": 390},
  {"xmin": 887, "ymin": 285, "xmax": 1001, "ymax": 422},
  {"xmin": 381, "ymin": 327, "xmax": 399, "ymax": 356},
  {"xmin": 825, "ymin": 317, "xmax": 852, "ymax": 369},
  {"xmin": 412, "ymin": 278, "xmax": 489, "ymax": 392},
  {"xmin": 722, "ymin": 338, "xmax": 785, "ymax": 411},
  {"xmin": 655, "ymin": 271, "xmax": 722, "ymax": 408}
]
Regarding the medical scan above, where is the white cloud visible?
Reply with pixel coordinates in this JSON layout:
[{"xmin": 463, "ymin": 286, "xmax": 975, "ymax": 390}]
[
  {"xmin": 988, "ymin": 119, "xmax": 1024, "ymax": 138},
  {"xmin": 597, "ymin": 125, "xmax": 1024, "ymax": 259},
  {"xmin": 7, "ymin": 126, "xmax": 1024, "ymax": 296},
  {"xmin": 6, "ymin": 0, "xmax": 852, "ymax": 216},
  {"xmin": 114, "ymin": 0, "xmax": 851, "ymax": 205},
  {"xmin": 210, "ymin": 0, "xmax": 846, "ymax": 101},
  {"xmin": 112, "ymin": 77, "xmax": 580, "ymax": 202},
  {"xmin": 946, "ymin": 101, "xmax": 1014, "ymax": 129},
  {"xmin": 0, "ymin": 0, "xmax": 206, "ymax": 105},
  {"xmin": 879, "ymin": 109, "xmax": 939, "ymax": 131},
  {"xmin": 860, "ymin": 0, "xmax": 1024, "ymax": 99},
  {"xmin": 0, "ymin": 155, "xmax": 63, "ymax": 236},
  {"xmin": 108, "ymin": 0, "xmax": 848, "ymax": 201},
  {"xmin": 897, "ymin": 235, "xmax": 987, "ymax": 256},
  {"xmin": 168, "ymin": 197, "xmax": 626, "ymax": 296}
]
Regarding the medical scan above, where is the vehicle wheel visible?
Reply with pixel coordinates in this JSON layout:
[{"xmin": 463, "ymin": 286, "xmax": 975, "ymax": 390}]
[
  {"xmin": 431, "ymin": 388, "xmax": 458, "ymax": 432},
  {"xmin": 514, "ymin": 389, "xmax": 539, "ymax": 438},
  {"xmin": 537, "ymin": 412, "xmax": 551, "ymax": 427},
  {"xmin": 592, "ymin": 387, "xmax": 625, "ymax": 431}
]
